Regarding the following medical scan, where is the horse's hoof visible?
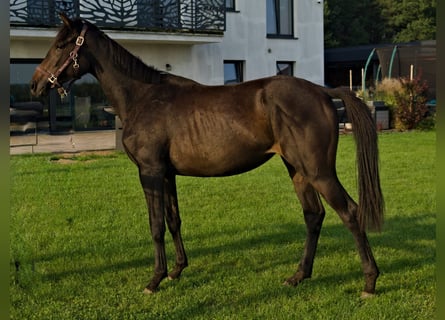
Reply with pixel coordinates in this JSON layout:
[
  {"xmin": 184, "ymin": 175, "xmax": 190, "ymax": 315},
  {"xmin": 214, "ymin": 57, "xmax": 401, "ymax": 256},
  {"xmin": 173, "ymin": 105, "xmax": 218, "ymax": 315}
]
[
  {"xmin": 360, "ymin": 291, "xmax": 376, "ymax": 299},
  {"xmin": 282, "ymin": 280, "xmax": 292, "ymax": 287},
  {"xmin": 143, "ymin": 287, "xmax": 155, "ymax": 295}
]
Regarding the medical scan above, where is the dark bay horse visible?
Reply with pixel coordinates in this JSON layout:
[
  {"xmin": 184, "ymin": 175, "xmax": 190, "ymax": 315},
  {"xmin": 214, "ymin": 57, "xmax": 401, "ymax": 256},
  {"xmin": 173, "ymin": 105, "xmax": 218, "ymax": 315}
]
[{"xmin": 31, "ymin": 13, "xmax": 384, "ymax": 298}]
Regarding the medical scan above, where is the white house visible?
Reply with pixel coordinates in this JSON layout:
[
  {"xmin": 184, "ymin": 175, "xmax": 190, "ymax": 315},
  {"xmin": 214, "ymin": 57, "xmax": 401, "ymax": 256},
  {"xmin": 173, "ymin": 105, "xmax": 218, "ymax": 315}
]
[{"xmin": 10, "ymin": 0, "xmax": 324, "ymax": 132}]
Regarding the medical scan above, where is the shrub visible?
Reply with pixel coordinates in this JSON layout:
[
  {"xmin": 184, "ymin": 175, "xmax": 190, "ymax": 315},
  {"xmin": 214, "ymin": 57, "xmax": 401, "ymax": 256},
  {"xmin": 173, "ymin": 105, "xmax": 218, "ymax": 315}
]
[
  {"xmin": 416, "ymin": 112, "xmax": 436, "ymax": 131},
  {"xmin": 373, "ymin": 78, "xmax": 403, "ymax": 128},
  {"xmin": 393, "ymin": 77, "xmax": 429, "ymax": 131}
]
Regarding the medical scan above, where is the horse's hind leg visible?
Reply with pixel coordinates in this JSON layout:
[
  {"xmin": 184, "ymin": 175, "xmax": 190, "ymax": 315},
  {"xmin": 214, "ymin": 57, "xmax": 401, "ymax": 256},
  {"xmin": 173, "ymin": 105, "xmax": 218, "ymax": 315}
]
[
  {"xmin": 282, "ymin": 159, "xmax": 326, "ymax": 287},
  {"xmin": 164, "ymin": 174, "xmax": 188, "ymax": 280},
  {"xmin": 312, "ymin": 176, "xmax": 379, "ymax": 297}
]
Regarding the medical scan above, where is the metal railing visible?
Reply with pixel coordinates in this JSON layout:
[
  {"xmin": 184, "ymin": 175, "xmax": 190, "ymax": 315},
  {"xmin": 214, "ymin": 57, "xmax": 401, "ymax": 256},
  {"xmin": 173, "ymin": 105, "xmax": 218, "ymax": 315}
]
[{"xmin": 10, "ymin": 0, "xmax": 225, "ymax": 33}]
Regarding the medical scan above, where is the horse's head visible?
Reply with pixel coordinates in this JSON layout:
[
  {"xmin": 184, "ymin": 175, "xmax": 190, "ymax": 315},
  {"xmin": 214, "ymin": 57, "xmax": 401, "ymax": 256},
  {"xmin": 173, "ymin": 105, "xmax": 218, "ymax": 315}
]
[{"xmin": 30, "ymin": 13, "xmax": 91, "ymax": 97}]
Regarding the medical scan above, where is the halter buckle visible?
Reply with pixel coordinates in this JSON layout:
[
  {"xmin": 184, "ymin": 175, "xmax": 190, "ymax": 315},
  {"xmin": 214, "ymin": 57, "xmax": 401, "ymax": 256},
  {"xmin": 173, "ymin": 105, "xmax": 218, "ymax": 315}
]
[
  {"xmin": 76, "ymin": 36, "xmax": 84, "ymax": 46},
  {"xmin": 48, "ymin": 74, "xmax": 57, "ymax": 84}
]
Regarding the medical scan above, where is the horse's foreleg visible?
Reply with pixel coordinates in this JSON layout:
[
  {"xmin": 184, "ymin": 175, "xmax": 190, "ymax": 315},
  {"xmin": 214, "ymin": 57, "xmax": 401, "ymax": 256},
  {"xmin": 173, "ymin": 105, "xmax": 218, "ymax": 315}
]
[
  {"xmin": 163, "ymin": 175, "xmax": 188, "ymax": 280},
  {"xmin": 139, "ymin": 172, "xmax": 168, "ymax": 294},
  {"xmin": 284, "ymin": 171, "xmax": 325, "ymax": 287}
]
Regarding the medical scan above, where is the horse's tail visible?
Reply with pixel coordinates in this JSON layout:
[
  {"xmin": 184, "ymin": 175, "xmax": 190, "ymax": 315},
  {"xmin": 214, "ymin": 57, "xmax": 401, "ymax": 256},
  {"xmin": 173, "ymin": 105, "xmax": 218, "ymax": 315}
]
[{"xmin": 323, "ymin": 87, "xmax": 384, "ymax": 232}]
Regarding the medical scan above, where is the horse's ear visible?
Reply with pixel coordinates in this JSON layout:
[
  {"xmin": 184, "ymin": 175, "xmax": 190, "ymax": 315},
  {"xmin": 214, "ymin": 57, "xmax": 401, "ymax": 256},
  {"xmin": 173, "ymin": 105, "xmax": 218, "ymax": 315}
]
[{"xmin": 59, "ymin": 12, "xmax": 74, "ymax": 29}]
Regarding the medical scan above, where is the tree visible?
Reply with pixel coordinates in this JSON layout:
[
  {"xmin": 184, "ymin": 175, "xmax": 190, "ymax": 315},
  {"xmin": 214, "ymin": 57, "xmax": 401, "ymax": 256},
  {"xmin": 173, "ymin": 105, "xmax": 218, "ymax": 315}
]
[
  {"xmin": 377, "ymin": 0, "xmax": 436, "ymax": 43},
  {"xmin": 324, "ymin": 0, "xmax": 384, "ymax": 48},
  {"xmin": 324, "ymin": 0, "xmax": 436, "ymax": 48}
]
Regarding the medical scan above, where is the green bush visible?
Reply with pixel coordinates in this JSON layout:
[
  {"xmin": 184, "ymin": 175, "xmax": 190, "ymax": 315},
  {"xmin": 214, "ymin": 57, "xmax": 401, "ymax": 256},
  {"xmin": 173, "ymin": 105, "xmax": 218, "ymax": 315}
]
[
  {"xmin": 372, "ymin": 77, "xmax": 433, "ymax": 131},
  {"xmin": 373, "ymin": 78, "xmax": 403, "ymax": 129},
  {"xmin": 416, "ymin": 112, "xmax": 436, "ymax": 131},
  {"xmin": 394, "ymin": 77, "xmax": 429, "ymax": 131}
]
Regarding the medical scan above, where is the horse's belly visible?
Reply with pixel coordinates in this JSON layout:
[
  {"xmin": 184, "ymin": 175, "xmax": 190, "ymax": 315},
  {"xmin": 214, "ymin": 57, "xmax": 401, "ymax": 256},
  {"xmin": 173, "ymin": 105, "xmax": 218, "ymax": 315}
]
[
  {"xmin": 169, "ymin": 139, "xmax": 273, "ymax": 177},
  {"xmin": 168, "ymin": 108, "xmax": 274, "ymax": 176}
]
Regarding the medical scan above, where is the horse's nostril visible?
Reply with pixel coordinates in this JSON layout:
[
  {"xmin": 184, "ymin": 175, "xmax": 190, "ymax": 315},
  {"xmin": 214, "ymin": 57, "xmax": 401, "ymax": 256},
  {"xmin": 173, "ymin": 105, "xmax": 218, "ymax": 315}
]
[{"xmin": 30, "ymin": 80, "xmax": 40, "ymax": 96}]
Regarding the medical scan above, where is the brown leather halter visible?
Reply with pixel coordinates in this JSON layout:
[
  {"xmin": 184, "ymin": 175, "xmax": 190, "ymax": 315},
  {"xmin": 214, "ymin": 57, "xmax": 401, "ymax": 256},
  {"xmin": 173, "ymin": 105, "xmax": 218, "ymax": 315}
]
[{"xmin": 36, "ymin": 23, "xmax": 88, "ymax": 98}]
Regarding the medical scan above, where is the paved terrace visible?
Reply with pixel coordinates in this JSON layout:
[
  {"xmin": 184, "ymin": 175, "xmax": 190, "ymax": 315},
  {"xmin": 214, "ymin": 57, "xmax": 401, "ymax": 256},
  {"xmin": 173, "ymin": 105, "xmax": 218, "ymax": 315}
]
[
  {"xmin": 10, "ymin": 127, "xmax": 353, "ymax": 155},
  {"xmin": 10, "ymin": 130, "xmax": 116, "ymax": 155}
]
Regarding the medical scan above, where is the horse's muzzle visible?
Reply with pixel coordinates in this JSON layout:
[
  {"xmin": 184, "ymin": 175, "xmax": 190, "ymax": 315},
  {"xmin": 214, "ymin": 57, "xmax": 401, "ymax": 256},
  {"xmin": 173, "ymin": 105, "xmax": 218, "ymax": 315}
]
[{"xmin": 30, "ymin": 78, "xmax": 48, "ymax": 97}]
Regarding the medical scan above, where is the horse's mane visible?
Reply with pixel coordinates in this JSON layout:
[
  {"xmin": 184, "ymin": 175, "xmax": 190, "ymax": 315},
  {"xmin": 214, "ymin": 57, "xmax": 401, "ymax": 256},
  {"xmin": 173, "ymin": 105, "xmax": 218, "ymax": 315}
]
[{"xmin": 62, "ymin": 18, "xmax": 163, "ymax": 84}]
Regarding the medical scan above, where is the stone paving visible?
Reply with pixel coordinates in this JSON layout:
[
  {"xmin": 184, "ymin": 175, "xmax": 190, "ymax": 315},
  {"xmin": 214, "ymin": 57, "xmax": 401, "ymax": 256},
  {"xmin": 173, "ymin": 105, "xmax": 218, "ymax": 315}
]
[
  {"xmin": 10, "ymin": 130, "xmax": 116, "ymax": 155},
  {"xmin": 9, "ymin": 127, "xmax": 353, "ymax": 155}
]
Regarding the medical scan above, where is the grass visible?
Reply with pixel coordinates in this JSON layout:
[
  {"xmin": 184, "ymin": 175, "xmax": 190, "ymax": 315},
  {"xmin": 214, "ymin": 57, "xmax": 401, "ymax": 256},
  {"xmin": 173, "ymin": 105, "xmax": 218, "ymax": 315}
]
[{"xmin": 10, "ymin": 131, "xmax": 435, "ymax": 319}]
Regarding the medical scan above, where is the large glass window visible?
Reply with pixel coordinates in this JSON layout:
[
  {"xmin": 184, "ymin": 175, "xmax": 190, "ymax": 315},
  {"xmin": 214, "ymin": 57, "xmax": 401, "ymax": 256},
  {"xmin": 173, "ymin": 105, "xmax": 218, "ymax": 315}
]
[
  {"xmin": 10, "ymin": 61, "xmax": 43, "ymax": 103},
  {"xmin": 70, "ymin": 75, "xmax": 113, "ymax": 131},
  {"xmin": 267, "ymin": 0, "xmax": 294, "ymax": 38},
  {"xmin": 10, "ymin": 60, "xmax": 50, "ymax": 133},
  {"xmin": 224, "ymin": 61, "xmax": 244, "ymax": 84},
  {"xmin": 10, "ymin": 60, "xmax": 113, "ymax": 133}
]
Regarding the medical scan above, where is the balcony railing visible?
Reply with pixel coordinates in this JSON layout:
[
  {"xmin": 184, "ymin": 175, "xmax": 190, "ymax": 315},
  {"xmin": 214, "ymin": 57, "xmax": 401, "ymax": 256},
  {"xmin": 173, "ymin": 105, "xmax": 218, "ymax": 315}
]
[{"xmin": 10, "ymin": 0, "xmax": 225, "ymax": 33}]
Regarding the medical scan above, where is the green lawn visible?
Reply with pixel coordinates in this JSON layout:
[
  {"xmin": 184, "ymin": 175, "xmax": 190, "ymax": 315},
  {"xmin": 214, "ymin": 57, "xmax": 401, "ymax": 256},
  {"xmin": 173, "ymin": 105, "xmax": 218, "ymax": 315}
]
[{"xmin": 10, "ymin": 131, "xmax": 435, "ymax": 319}]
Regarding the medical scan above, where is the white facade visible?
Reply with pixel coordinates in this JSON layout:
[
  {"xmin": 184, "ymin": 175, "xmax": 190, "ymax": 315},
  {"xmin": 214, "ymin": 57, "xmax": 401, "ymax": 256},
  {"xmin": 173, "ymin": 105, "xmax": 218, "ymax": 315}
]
[
  {"xmin": 10, "ymin": 0, "xmax": 324, "ymax": 86},
  {"xmin": 215, "ymin": 0, "xmax": 324, "ymax": 84}
]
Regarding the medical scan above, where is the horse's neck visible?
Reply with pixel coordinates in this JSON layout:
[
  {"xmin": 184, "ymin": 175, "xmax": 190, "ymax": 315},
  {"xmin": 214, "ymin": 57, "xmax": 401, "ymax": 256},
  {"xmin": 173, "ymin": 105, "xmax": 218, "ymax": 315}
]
[
  {"xmin": 96, "ymin": 73, "xmax": 138, "ymax": 119},
  {"xmin": 88, "ymin": 38, "xmax": 150, "ymax": 122},
  {"xmin": 91, "ymin": 73, "xmax": 128, "ymax": 122},
  {"xmin": 87, "ymin": 31, "xmax": 198, "ymax": 121}
]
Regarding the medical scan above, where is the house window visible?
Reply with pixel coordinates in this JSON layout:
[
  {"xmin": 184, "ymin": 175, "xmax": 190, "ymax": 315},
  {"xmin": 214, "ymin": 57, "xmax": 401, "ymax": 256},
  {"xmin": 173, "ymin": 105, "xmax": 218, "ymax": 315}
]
[
  {"xmin": 224, "ymin": 61, "xmax": 243, "ymax": 84},
  {"xmin": 267, "ymin": 0, "xmax": 294, "ymax": 38},
  {"xmin": 277, "ymin": 61, "xmax": 294, "ymax": 76},
  {"xmin": 225, "ymin": 0, "xmax": 236, "ymax": 11}
]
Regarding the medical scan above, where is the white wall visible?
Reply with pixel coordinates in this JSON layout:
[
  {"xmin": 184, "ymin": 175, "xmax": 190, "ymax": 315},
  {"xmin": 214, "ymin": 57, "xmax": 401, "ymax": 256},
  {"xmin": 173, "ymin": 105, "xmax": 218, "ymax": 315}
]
[
  {"xmin": 190, "ymin": 0, "xmax": 325, "ymax": 85},
  {"xmin": 294, "ymin": 0, "xmax": 325, "ymax": 84},
  {"xmin": 10, "ymin": 38, "xmax": 53, "ymax": 58},
  {"xmin": 10, "ymin": 0, "xmax": 324, "ymax": 86},
  {"xmin": 122, "ymin": 42, "xmax": 195, "ymax": 77}
]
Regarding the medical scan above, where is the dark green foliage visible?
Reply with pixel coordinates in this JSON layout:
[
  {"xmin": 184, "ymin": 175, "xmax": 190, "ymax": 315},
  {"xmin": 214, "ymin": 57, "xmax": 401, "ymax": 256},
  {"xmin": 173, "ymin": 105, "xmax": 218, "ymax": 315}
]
[
  {"xmin": 324, "ymin": 0, "xmax": 384, "ymax": 48},
  {"xmin": 394, "ymin": 77, "xmax": 429, "ymax": 130},
  {"xmin": 324, "ymin": 0, "xmax": 436, "ymax": 48},
  {"xmin": 378, "ymin": 0, "xmax": 436, "ymax": 43}
]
